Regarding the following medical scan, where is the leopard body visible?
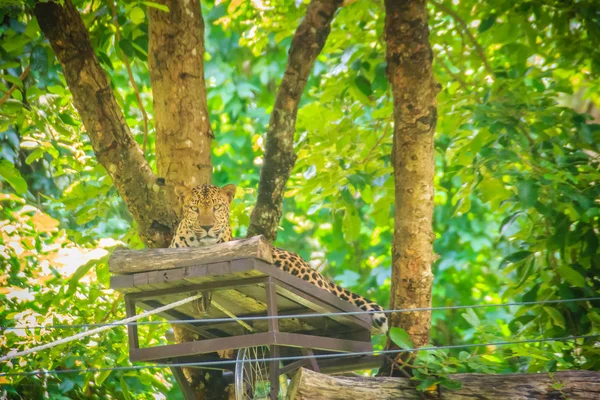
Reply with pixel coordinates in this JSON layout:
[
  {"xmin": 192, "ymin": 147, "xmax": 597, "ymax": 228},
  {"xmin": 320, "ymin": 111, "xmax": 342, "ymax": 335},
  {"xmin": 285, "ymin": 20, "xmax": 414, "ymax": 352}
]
[{"xmin": 170, "ymin": 184, "xmax": 388, "ymax": 333}]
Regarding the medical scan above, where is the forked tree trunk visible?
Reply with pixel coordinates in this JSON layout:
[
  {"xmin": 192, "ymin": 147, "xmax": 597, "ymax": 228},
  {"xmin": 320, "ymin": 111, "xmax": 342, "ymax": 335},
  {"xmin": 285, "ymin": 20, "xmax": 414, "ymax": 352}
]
[
  {"xmin": 384, "ymin": 0, "xmax": 439, "ymax": 362},
  {"xmin": 33, "ymin": 0, "xmax": 177, "ymax": 248},
  {"xmin": 288, "ymin": 367, "xmax": 600, "ymax": 399}
]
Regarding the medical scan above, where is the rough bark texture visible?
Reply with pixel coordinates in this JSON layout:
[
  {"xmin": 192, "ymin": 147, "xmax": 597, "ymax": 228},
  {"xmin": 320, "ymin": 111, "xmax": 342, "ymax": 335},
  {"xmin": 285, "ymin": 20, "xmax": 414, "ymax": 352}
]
[
  {"xmin": 289, "ymin": 368, "xmax": 600, "ymax": 400},
  {"xmin": 148, "ymin": 0, "xmax": 213, "ymax": 213},
  {"xmin": 147, "ymin": 2, "xmax": 218, "ymax": 397},
  {"xmin": 246, "ymin": 0, "xmax": 343, "ymax": 242},
  {"xmin": 33, "ymin": 0, "xmax": 176, "ymax": 248},
  {"xmin": 384, "ymin": 0, "xmax": 438, "ymax": 361}
]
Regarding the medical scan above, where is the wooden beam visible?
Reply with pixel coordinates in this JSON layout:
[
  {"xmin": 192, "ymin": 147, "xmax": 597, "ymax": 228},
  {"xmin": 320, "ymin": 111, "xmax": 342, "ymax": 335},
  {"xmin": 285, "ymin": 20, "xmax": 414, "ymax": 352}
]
[
  {"xmin": 109, "ymin": 236, "xmax": 273, "ymax": 274},
  {"xmin": 287, "ymin": 368, "xmax": 600, "ymax": 400}
]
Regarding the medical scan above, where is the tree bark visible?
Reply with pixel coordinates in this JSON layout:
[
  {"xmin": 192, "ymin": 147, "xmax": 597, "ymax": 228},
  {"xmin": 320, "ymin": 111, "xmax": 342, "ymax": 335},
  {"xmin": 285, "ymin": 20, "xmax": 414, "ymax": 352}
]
[
  {"xmin": 33, "ymin": 0, "xmax": 177, "ymax": 248},
  {"xmin": 148, "ymin": 0, "xmax": 213, "ymax": 213},
  {"xmin": 384, "ymin": 0, "xmax": 439, "ymax": 361},
  {"xmin": 147, "ymin": 2, "xmax": 219, "ymax": 397},
  {"xmin": 288, "ymin": 367, "xmax": 600, "ymax": 400},
  {"xmin": 246, "ymin": 0, "xmax": 342, "ymax": 242}
]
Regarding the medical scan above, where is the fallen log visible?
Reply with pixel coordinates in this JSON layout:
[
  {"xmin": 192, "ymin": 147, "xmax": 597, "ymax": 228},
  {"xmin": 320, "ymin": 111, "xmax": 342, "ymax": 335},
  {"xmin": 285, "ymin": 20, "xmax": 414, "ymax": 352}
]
[{"xmin": 287, "ymin": 367, "xmax": 600, "ymax": 399}]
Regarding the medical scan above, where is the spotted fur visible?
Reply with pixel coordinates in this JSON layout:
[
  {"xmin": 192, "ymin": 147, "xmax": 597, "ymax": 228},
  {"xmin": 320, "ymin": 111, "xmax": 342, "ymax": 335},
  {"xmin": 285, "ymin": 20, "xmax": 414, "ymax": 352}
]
[{"xmin": 170, "ymin": 184, "xmax": 388, "ymax": 334}]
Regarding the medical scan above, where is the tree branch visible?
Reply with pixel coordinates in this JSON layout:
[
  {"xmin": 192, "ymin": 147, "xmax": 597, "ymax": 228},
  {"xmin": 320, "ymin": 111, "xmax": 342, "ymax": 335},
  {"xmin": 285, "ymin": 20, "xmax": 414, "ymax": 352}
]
[
  {"xmin": 34, "ymin": 0, "xmax": 177, "ymax": 248},
  {"xmin": 0, "ymin": 65, "xmax": 30, "ymax": 107},
  {"xmin": 247, "ymin": 0, "xmax": 343, "ymax": 242},
  {"xmin": 108, "ymin": 0, "xmax": 150, "ymax": 155},
  {"xmin": 430, "ymin": 0, "xmax": 494, "ymax": 75}
]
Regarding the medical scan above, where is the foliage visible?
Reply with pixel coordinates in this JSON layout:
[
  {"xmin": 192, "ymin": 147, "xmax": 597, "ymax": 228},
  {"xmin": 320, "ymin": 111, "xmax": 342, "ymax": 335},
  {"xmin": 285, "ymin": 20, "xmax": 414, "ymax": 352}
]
[{"xmin": 1, "ymin": 0, "xmax": 599, "ymax": 398}]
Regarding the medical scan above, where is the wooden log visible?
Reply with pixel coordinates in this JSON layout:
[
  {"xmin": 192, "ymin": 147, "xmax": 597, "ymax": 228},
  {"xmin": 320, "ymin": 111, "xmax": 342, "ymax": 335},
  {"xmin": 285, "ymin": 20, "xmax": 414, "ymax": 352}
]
[
  {"xmin": 109, "ymin": 235, "xmax": 273, "ymax": 274},
  {"xmin": 287, "ymin": 367, "xmax": 600, "ymax": 400}
]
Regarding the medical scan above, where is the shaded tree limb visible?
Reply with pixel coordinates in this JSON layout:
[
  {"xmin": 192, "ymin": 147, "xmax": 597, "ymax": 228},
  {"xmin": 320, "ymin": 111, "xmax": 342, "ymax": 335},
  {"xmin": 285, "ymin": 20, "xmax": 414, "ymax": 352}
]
[
  {"xmin": 288, "ymin": 368, "xmax": 600, "ymax": 399},
  {"xmin": 148, "ymin": 0, "xmax": 213, "ymax": 215},
  {"xmin": 108, "ymin": 0, "xmax": 150, "ymax": 155},
  {"xmin": 383, "ymin": 0, "xmax": 439, "ymax": 373},
  {"xmin": 33, "ymin": 0, "xmax": 176, "ymax": 248},
  {"xmin": 246, "ymin": 0, "xmax": 343, "ymax": 242},
  {"xmin": 430, "ymin": 0, "xmax": 494, "ymax": 75},
  {"xmin": 0, "ymin": 65, "xmax": 29, "ymax": 107}
]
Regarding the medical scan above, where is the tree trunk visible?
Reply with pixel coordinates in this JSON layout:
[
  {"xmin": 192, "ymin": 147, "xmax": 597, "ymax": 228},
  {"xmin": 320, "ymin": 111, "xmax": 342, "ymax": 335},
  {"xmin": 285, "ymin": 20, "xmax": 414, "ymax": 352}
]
[
  {"xmin": 384, "ymin": 0, "xmax": 439, "ymax": 361},
  {"xmin": 148, "ymin": 0, "xmax": 213, "ymax": 214},
  {"xmin": 246, "ymin": 0, "xmax": 342, "ymax": 242},
  {"xmin": 33, "ymin": 0, "xmax": 177, "ymax": 248},
  {"xmin": 147, "ymin": 1, "xmax": 219, "ymax": 397},
  {"xmin": 288, "ymin": 367, "xmax": 600, "ymax": 399}
]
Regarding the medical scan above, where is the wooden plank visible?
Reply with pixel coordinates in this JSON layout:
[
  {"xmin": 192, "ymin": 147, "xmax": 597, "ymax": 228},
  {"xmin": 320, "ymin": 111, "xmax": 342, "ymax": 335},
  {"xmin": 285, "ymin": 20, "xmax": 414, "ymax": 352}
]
[
  {"xmin": 124, "ymin": 276, "xmax": 268, "ymax": 300},
  {"xmin": 109, "ymin": 235, "xmax": 273, "ymax": 274},
  {"xmin": 135, "ymin": 300, "xmax": 222, "ymax": 339}
]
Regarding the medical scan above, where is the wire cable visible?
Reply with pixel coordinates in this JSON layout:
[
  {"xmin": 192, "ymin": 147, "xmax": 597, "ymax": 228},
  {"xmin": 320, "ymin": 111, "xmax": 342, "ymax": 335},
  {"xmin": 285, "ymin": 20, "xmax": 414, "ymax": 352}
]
[
  {"xmin": 0, "ymin": 293, "xmax": 204, "ymax": 363},
  {"xmin": 2, "ymin": 296, "xmax": 598, "ymax": 331},
  {"xmin": 1, "ymin": 334, "xmax": 597, "ymax": 377}
]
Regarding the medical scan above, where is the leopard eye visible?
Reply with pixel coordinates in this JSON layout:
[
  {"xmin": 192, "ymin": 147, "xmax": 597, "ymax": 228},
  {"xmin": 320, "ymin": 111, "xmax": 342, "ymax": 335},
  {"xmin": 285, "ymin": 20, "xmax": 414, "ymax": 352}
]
[
  {"xmin": 213, "ymin": 205, "xmax": 221, "ymax": 211},
  {"xmin": 190, "ymin": 206, "xmax": 198, "ymax": 212}
]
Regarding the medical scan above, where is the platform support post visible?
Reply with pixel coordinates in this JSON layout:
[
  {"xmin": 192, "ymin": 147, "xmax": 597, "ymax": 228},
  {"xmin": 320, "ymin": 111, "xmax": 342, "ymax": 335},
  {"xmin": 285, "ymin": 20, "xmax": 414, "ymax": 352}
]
[
  {"xmin": 301, "ymin": 348, "xmax": 320, "ymax": 373},
  {"xmin": 265, "ymin": 277, "xmax": 280, "ymax": 399},
  {"xmin": 124, "ymin": 295, "xmax": 139, "ymax": 355},
  {"xmin": 170, "ymin": 366, "xmax": 196, "ymax": 400}
]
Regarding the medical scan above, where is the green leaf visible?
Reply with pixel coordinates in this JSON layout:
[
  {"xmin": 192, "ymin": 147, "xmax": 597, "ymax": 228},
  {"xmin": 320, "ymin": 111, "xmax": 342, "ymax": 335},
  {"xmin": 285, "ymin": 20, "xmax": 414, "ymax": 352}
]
[
  {"xmin": 68, "ymin": 256, "xmax": 107, "ymax": 294},
  {"xmin": 354, "ymin": 76, "xmax": 372, "ymax": 97},
  {"xmin": 119, "ymin": 39, "xmax": 135, "ymax": 58},
  {"xmin": 342, "ymin": 205, "xmax": 361, "ymax": 242},
  {"xmin": 30, "ymin": 45, "xmax": 49, "ymax": 76},
  {"xmin": 461, "ymin": 308, "xmax": 480, "ymax": 327},
  {"xmin": 120, "ymin": 376, "xmax": 132, "ymax": 400},
  {"xmin": 516, "ymin": 180, "xmax": 538, "ymax": 209},
  {"xmin": 440, "ymin": 378, "xmax": 463, "ymax": 390},
  {"xmin": 499, "ymin": 250, "xmax": 532, "ymax": 267},
  {"xmin": 557, "ymin": 265, "xmax": 586, "ymax": 287},
  {"xmin": 129, "ymin": 6, "xmax": 145, "ymax": 25},
  {"xmin": 416, "ymin": 376, "xmax": 441, "ymax": 391},
  {"xmin": 544, "ymin": 307, "xmax": 566, "ymax": 329},
  {"xmin": 96, "ymin": 369, "xmax": 112, "ymax": 386},
  {"xmin": 0, "ymin": 160, "xmax": 28, "ymax": 194},
  {"xmin": 478, "ymin": 14, "xmax": 496, "ymax": 33},
  {"xmin": 389, "ymin": 327, "xmax": 414, "ymax": 349},
  {"xmin": 143, "ymin": 1, "xmax": 170, "ymax": 12}
]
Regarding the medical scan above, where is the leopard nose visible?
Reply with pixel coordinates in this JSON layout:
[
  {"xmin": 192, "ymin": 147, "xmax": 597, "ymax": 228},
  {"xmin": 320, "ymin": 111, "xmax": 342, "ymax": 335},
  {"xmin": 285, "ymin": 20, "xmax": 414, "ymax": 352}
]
[{"xmin": 201, "ymin": 225, "xmax": 213, "ymax": 231}]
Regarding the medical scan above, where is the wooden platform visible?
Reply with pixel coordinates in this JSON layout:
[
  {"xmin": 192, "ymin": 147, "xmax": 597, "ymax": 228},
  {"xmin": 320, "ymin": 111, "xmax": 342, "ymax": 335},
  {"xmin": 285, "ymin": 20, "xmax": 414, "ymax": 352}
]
[{"xmin": 109, "ymin": 236, "xmax": 375, "ymax": 368}]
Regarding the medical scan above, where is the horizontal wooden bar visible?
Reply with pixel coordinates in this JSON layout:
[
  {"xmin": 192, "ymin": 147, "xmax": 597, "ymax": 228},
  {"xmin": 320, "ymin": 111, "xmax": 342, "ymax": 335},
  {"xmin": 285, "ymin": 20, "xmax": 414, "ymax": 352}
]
[
  {"xmin": 124, "ymin": 276, "xmax": 269, "ymax": 300},
  {"xmin": 273, "ymin": 332, "xmax": 372, "ymax": 353},
  {"xmin": 130, "ymin": 332, "xmax": 276, "ymax": 362}
]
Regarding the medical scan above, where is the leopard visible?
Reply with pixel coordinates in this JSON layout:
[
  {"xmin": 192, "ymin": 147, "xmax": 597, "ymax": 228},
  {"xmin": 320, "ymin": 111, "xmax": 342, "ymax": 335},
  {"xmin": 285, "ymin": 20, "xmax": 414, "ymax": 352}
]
[{"xmin": 170, "ymin": 183, "xmax": 388, "ymax": 334}]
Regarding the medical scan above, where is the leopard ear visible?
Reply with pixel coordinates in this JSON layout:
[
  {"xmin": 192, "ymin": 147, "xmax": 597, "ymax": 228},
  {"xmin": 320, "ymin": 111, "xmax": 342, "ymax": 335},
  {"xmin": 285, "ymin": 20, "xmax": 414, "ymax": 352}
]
[
  {"xmin": 221, "ymin": 184, "xmax": 237, "ymax": 203},
  {"xmin": 174, "ymin": 185, "xmax": 193, "ymax": 206}
]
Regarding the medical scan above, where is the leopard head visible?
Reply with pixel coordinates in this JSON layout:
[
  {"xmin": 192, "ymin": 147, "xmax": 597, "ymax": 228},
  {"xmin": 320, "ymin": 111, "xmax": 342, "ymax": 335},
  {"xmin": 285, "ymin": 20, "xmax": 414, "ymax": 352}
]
[{"xmin": 172, "ymin": 184, "xmax": 236, "ymax": 246}]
